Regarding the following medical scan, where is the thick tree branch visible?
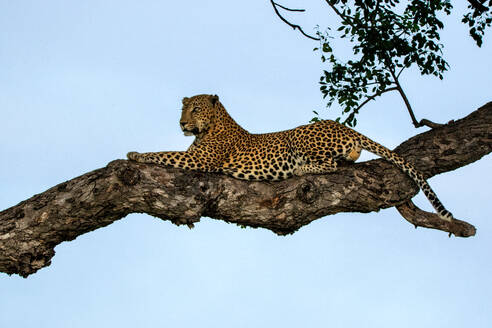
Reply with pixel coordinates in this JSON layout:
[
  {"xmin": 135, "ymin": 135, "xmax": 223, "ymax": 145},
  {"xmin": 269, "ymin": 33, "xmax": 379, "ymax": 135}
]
[{"xmin": 1, "ymin": 102, "xmax": 491, "ymax": 277}]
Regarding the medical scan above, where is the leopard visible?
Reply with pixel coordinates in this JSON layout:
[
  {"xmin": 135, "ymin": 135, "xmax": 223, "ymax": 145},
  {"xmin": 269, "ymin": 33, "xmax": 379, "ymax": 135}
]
[{"xmin": 127, "ymin": 94, "xmax": 454, "ymax": 222}]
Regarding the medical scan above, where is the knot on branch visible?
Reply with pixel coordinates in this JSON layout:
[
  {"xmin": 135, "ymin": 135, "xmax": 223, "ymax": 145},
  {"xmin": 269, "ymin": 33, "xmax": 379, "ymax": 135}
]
[
  {"xmin": 297, "ymin": 180, "xmax": 319, "ymax": 204},
  {"xmin": 117, "ymin": 165, "xmax": 141, "ymax": 186}
]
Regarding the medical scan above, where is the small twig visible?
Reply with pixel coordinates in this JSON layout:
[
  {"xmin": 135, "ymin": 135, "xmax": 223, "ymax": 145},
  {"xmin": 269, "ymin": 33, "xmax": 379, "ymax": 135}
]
[
  {"xmin": 270, "ymin": 1, "xmax": 320, "ymax": 40},
  {"xmin": 396, "ymin": 66, "xmax": 405, "ymax": 79},
  {"xmin": 273, "ymin": 2, "xmax": 305, "ymax": 12},
  {"xmin": 354, "ymin": 86, "xmax": 398, "ymax": 112},
  {"xmin": 361, "ymin": 81, "xmax": 384, "ymax": 86}
]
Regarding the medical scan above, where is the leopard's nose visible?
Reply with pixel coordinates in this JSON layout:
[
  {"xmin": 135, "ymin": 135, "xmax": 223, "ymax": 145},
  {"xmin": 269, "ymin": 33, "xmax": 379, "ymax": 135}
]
[{"xmin": 180, "ymin": 121, "xmax": 187, "ymax": 129}]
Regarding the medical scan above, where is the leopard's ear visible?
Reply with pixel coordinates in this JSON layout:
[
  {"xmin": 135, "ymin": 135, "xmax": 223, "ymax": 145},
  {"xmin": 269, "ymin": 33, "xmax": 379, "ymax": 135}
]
[
  {"xmin": 182, "ymin": 97, "xmax": 190, "ymax": 105},
  {"xmin": 209, "ymin": 94, "xmax": 219, "ymax": 106}
]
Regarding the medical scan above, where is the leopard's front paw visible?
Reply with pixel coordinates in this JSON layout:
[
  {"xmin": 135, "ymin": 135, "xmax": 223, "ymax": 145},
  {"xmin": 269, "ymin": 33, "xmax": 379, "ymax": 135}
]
[{"xmin": 127, "ymin": 151, "xmax": 141, "ymax": 161}]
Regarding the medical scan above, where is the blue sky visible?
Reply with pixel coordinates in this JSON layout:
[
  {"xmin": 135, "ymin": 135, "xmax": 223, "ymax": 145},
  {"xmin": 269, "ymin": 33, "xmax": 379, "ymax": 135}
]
[{"xmin": 1, "ymin": 1, "xmax": 491, "ymax": 327}]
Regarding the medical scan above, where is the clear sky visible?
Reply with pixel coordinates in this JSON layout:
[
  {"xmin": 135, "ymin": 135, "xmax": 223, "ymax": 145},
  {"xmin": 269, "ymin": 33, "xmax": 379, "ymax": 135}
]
[{"xmin": 1, "ymin": 1, "xmax": 491, "ymax": 327}]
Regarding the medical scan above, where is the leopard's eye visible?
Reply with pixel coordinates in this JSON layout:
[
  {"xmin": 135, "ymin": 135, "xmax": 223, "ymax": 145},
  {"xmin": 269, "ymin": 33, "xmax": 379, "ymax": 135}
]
[{"xmin": 192, "ymin": 107, "xmax": 200, "ymax": 113}]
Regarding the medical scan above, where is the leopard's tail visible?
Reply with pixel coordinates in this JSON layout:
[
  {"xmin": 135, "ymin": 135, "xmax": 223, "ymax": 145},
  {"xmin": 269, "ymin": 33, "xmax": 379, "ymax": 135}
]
[{"xmin": 357, "ymin": 134, "xmax": 454, "ymax": 222}]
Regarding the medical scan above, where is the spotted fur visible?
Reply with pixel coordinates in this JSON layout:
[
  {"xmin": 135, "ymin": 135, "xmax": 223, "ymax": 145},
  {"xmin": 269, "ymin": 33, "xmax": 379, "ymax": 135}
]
[{"xmin": 128, "ymin": 94, "xmax": 454, "ymax": 222}]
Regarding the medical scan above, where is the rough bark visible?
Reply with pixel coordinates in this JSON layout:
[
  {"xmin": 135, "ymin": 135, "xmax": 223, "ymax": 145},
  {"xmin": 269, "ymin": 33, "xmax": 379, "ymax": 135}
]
[{"xmin": 1, "ymin": 102, "xmax": 491, "ymax": 277}]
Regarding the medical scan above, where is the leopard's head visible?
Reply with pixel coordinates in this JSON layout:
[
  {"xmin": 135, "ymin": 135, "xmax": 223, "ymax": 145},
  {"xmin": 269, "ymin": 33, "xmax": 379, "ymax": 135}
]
[{"xmin": 180, "ymin": 94, "xmax": 219, "ymax": 137}]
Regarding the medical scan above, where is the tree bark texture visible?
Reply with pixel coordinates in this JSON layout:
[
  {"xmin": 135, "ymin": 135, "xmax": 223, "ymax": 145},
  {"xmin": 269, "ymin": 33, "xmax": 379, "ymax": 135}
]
[{"xmin": 1, "ymin": 102, "xmax": 491, "ymax": 277}]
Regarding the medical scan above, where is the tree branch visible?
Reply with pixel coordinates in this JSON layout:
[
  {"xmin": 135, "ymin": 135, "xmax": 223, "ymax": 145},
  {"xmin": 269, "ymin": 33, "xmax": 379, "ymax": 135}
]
[
  {"xmin": 396, "ymin": 66, "xmax": 405, "ymax": 80},
  {"xmin": 1, "ymin": 102, "xmax": 491, "ymax": 277},
  {"xmin": 270, "ymin": 1, "xmax": 320, "ymax": 40},
  {"xmin": 388, "ymin": 66, "xmax": 444, "ymax": 129},
  {"xmin": 396, "ymin": 200, "xmax": 476, "ymax": 238},
  {"xmin": 272, "ymin": 2, "xmax": 305, "ymax": 12},
  {"xmin": 354, "ymin": 86, "xmax": 398, "ymax": 113}
]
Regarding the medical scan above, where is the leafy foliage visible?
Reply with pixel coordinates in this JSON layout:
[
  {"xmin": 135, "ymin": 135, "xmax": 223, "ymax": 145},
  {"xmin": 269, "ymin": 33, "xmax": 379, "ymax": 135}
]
[
  {"xmin": 315, "ymin": 0, "xmax": 490, "ymax": 126},
  {"xmin": 462, "ymin": 0, "xmax": 492, "ymax": 47},
  {"xmin": 317, "ymin": 0, "xmax": 455, "ymax": 126}
]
